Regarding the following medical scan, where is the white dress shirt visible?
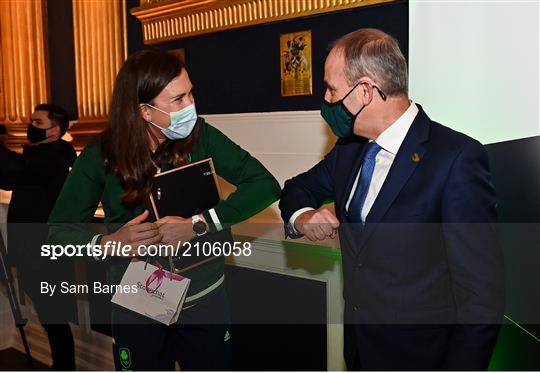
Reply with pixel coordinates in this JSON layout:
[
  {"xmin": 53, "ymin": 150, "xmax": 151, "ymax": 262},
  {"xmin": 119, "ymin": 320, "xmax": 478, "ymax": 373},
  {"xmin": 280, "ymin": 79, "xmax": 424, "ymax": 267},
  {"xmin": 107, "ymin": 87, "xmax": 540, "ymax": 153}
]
[{"xmin": 290, "ymin": 102, "xmax": 419, "ymax": 229}]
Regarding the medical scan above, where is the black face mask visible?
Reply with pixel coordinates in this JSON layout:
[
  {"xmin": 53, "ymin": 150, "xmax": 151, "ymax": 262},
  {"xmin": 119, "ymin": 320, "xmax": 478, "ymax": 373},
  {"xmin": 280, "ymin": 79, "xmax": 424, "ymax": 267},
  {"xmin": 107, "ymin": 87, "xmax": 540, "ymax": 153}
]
[
  {"xmin": 321, "ymin": 83, "xmax": 387, "ymax": 137},
  {"xmin": 27, "ymin": 124, "xmax": 52, "ymax": 144}
]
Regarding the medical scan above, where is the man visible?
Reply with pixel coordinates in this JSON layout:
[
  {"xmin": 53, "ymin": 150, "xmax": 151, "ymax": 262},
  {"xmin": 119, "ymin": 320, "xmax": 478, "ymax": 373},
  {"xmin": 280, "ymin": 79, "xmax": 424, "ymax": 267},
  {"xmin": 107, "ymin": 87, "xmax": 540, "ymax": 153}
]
[
  {"xmin": 279, "ymin": 28, "xmax": 504, "ymax": 370},
  {"xmin": 1, "ymin": 104, "xmax": 77, "ymax": 370}
]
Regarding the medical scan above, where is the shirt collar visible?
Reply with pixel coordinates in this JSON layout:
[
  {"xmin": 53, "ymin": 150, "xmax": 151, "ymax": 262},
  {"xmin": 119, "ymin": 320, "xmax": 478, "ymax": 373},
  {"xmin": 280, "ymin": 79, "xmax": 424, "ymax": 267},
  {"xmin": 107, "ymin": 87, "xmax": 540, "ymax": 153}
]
[{"xmin": 374, "ymin": 102, "xmax": 419, "ymax": 155}]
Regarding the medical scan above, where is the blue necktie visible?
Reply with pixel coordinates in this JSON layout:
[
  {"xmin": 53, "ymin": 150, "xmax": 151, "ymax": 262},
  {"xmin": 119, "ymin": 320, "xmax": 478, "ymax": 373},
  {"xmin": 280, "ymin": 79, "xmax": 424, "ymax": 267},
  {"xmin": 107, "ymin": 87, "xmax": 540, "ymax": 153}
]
[{"xmin": 348, "ymin": 141, "xmax": 382, "ymax": 223}]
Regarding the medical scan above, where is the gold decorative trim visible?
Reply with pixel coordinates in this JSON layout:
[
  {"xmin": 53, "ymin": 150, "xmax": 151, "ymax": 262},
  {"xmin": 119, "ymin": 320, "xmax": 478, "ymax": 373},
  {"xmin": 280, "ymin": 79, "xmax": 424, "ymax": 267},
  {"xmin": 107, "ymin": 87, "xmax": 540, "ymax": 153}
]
[
  {"xmin": 71, "ymin": 0, "xmax": 126, "ymax": 148},
  {"xmin": 72, "ymin": 0, "xmax": 125, "ymax": 121},
  {"xmin": 132, "ymin": 0, "xmax": 395, "ymax": 44},
  {"xmin": 0, "ymin": 0, "xmax": 49, "ymax": 147},
  {"xmin": 122, "ymin": 0, "xmax": 129, "ymax": 61}
]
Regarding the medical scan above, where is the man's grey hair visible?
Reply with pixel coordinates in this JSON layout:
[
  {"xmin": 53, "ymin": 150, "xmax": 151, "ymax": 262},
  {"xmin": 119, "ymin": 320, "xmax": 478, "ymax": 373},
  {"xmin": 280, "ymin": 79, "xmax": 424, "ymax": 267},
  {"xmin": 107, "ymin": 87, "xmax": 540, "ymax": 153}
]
[{"xmin": 330, "ymin": 28, "xmax": 408, "ymax": 97}]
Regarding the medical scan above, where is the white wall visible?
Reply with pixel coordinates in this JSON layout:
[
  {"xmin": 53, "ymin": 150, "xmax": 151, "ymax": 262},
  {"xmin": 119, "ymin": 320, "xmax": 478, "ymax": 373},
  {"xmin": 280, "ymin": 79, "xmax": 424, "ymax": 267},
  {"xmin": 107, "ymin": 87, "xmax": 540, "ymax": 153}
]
[
  {"xmin": 202, "ymin": 111, "xmax": 338, "ymax": 226},
  {"xmin": 203, "ymin": 111, "xmax": 336, "ymax": 188}
]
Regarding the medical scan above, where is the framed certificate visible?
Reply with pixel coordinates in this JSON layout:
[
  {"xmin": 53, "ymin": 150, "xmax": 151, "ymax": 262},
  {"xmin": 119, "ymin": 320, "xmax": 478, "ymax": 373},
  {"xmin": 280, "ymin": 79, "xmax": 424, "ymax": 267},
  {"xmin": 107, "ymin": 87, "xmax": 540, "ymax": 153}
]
[{"xmin": 280, "ymin": 30, "xmax": 313, "ymax": 97}]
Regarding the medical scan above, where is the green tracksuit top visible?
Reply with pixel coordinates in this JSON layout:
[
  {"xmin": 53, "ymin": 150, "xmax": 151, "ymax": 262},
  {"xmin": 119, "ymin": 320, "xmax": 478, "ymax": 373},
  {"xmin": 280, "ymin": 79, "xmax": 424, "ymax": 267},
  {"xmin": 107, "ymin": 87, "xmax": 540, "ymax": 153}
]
[{"xmin": 48, "ymin": 119, "xmax": 281, "ymax": 301}]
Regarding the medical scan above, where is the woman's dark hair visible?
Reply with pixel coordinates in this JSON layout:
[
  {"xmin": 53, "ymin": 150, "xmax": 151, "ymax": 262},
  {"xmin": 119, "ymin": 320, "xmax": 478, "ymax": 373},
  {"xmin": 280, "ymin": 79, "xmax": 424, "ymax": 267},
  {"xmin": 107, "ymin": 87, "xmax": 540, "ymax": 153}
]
[{"xmin": 102, "ymin": 49, "xmax": 201, "ymax": 207}]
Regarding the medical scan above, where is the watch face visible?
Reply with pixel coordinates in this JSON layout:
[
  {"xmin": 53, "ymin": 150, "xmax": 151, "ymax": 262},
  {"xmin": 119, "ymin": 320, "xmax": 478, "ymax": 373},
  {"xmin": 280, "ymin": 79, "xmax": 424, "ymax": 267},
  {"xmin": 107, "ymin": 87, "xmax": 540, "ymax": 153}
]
[{"xmin": 193, "ymin": 221, "xmax": 208, "ymax": 235}]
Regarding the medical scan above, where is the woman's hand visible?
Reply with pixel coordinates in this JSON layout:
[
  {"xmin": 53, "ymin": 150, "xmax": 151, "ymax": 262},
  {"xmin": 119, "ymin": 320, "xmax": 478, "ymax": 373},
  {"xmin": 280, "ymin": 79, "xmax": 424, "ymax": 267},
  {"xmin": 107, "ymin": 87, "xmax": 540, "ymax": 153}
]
[
  {"xmin": 101, "ymin": 210, "xmax": 162, "ymax": 256},
  {"xmin": 155, "ymin": 216, "xmax": 195, "ymax": 246}
]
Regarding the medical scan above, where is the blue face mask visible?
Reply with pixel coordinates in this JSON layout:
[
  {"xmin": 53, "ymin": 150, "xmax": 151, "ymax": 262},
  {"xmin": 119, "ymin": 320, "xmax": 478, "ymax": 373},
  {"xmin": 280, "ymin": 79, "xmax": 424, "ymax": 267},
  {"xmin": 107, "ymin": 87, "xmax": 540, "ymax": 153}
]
[{"xmin": 146, "ymin": 103, "xmax": 198, "ymax": 140}]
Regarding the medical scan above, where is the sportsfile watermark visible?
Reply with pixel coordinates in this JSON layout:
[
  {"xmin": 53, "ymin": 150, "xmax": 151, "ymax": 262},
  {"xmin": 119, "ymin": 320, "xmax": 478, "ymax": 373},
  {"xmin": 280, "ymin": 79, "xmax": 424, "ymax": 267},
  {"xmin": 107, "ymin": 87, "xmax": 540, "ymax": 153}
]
[
  {"xmin": 2, "ymin": 222, "xmax": 538, "ymax": 325},
  {"xmin": 40, "ymin": 240, "xmax": 253, "ymax": 260}
]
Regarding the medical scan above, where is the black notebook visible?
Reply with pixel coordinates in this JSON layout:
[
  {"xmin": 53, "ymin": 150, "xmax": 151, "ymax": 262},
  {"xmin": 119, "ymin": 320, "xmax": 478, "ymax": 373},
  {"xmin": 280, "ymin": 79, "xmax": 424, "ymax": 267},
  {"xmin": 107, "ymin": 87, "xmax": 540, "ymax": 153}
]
[
  {"xmin": 149, "ymin": 158, "xmax": 226, "ymax": 273},
  {"xmin": 150, "ymin": 158, "xmax": 221, "ymax": 219}
]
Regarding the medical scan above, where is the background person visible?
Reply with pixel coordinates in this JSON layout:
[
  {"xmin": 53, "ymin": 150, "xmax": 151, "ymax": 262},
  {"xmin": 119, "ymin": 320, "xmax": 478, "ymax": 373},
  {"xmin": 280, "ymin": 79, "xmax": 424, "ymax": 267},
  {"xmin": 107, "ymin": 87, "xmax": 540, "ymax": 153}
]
[{"xmin": 1, "ymin": 104, "xmax": 77, "ymax": 370}]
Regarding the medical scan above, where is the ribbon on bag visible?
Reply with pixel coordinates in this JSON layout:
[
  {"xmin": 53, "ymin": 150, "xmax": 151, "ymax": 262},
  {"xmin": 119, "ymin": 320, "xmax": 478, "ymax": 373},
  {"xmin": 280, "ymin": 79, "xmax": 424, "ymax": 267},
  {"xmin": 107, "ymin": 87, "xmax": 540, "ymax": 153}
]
[{"xmin": 145, "ymin": 261, "xmax": 184, "ymax": 293}]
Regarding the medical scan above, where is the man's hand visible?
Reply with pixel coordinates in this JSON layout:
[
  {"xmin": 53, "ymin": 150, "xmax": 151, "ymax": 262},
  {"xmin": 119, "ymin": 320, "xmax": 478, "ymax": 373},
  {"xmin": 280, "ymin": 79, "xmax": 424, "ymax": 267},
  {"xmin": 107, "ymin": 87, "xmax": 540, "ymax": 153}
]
[
  {"xmin": 294, "ymin": 208, "xmax": 340, "ymax": 241},
  {"xmin": 156, "ymin": 215, "xmax": 194, "ymax": 246},
  {"xmin": 102, "ymin": 210, "xmax": 162, "ymax": 256}
]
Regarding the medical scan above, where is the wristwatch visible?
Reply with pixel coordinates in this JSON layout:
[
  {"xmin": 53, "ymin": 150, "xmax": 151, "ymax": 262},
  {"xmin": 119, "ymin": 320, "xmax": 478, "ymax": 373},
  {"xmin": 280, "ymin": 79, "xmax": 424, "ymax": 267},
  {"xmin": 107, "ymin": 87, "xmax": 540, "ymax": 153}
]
[{"xmin": 192, "ymin": 215, "xmax": 208, "ymax": 236}]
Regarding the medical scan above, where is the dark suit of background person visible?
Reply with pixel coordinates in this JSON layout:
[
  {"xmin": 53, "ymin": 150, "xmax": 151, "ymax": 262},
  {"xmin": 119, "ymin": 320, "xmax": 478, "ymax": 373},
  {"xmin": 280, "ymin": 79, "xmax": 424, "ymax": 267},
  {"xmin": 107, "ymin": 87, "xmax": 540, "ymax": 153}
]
[
  {"xmin": 0, "ymin": 105, "xmax": 77, "ymax": 370},
  {"xmin": 279, "ymin": 29, "xmax": 504, "ymax": 370},
  {"xmin": 0, "ymin": 124, "xmax": 15, "ymax": 189}
]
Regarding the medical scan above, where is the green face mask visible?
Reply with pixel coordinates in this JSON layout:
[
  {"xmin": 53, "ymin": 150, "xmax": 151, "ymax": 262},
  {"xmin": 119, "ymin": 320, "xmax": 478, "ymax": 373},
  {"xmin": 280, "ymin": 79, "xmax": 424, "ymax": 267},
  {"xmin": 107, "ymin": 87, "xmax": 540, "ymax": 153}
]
[{"xmin": 321, "ymin": 82, "xmax": 387, "ymax": 137}]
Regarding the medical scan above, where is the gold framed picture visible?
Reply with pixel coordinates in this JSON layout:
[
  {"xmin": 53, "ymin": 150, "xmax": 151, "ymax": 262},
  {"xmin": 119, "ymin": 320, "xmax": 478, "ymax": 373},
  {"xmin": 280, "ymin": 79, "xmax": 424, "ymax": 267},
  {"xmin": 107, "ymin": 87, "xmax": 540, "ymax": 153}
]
[{"xmin": 280, "ymin": 30, "xmax": 313, "ymax": 97}]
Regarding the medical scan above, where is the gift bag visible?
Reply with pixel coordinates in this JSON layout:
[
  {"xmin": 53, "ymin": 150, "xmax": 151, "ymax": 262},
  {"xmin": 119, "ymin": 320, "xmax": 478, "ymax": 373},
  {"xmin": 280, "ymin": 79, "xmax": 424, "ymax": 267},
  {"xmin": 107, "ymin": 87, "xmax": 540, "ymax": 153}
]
[{"xmin": 112, "ymin": 259, "xmax": 190, "ymax": 325}]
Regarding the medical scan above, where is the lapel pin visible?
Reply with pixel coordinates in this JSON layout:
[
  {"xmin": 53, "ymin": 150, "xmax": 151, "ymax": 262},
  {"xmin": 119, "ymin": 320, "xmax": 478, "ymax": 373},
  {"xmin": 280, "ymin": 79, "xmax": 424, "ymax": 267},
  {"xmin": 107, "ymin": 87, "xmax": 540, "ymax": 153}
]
[{"xmin": 411, "ymin": 152, "xmax": 421, "ymax": 163}]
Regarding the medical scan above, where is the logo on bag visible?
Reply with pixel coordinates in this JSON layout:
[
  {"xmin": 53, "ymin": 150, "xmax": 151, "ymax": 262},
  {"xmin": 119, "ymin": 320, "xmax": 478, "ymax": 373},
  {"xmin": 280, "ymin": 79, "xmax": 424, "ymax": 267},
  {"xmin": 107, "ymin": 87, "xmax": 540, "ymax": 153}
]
[
  {"xmin": 119, "ymin": 347, "xmax": 132, "ymax": 369},
  {"xmin": 137, "ymin": 281, "xmax": 165, "ymax": 300}
]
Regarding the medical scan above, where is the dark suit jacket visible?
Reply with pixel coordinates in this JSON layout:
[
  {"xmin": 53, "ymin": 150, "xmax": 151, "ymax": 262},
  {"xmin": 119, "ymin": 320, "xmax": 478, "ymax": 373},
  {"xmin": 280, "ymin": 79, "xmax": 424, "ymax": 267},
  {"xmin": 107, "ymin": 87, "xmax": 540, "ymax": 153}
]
[
  {"xmin": 1, "ymin": 140, "xmax": 77, "ymax": 223},
  {"xmin": 279, "ymin": 105, "xmax": 505, "ymax": 369},
  {"xmin": 1, "ymin": 140, "xmax": 76, "ymax": 270}
]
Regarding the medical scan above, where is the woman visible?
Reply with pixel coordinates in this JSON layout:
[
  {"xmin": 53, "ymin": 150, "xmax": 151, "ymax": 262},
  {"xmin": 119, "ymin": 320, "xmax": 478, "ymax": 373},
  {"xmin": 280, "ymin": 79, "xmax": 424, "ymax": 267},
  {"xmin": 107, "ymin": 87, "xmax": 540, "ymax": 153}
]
[{"xmin": 48, "ymin": 49, "xmax": 280, "ymax": 370}]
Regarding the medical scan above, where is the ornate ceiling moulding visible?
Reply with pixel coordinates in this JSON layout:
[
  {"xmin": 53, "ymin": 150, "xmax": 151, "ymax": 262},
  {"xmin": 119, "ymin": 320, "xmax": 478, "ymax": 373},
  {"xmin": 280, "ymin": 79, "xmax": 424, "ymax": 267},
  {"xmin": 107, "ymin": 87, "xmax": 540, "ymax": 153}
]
[{"xmin": 132, "ymin": 0, "xmax": 395, "ymax": 44}]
